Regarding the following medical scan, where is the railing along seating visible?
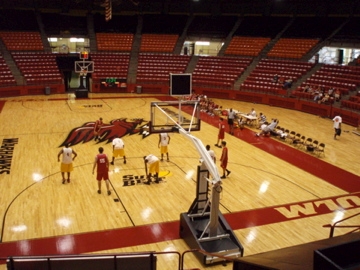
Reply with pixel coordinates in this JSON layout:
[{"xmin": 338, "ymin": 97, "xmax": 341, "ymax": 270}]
[
  {"xmin": 6, "ymin": 252, "xmax": 161, "ymax": 270},
  {"xmin": 341, "ymin": 98, "xmax": 360, "ymax": 112}
]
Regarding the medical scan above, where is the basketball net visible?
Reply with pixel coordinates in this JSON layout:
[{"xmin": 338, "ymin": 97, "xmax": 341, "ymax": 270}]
[{"xmin": 80, "ymin": 68, "xmax": 87, "ymax": 77}]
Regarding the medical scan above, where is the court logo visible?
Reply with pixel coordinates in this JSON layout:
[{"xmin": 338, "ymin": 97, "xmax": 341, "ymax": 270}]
[
  {"xmin": 274, "ymin": 194, "xmax": 360, "ymax": 219},
  {"xmin": 59, "ymin": 118, "xmax": 150, "ymax": 147},
  {"xmin": 0, "ymin": 138, "xmax": 18, "ymax": 174},
  {"xmin": 122, "ymin": 174, "xmax": 166, "ymax": 186}
]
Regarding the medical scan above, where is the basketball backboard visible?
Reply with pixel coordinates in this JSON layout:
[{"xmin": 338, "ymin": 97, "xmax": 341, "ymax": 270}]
[
  {"xmin": 75, "ymin": 61, "xmax": 94, "ymax": 73},
  {"xmin": 149, "ymin": 100, "xmax": 200, "ymax": 134},
  {"xmin": 170, "ymin": 73, "xmax": 192, "ymax": 96}
]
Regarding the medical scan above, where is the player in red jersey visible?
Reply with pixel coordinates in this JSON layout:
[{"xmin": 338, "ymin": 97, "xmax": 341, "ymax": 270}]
[
  {"xmin": 220, "ymin": 141, "xmax": 231, "ymax": 179},
  {"xmin": 215, "ymin": 117, "xmax": 226, "ymax": 148},
  {"xmin": 92, "ymin": 147, "xmax": 111, "ymax": 195},
  {"xmin": 94, "ymin": 117, "xmax": 103, "ymax": 141}
]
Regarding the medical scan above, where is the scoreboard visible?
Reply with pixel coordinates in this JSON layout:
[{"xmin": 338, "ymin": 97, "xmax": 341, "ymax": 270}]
[{"xmin": 100, "ymin": 78, "xmax": 127, "ymax": 88}]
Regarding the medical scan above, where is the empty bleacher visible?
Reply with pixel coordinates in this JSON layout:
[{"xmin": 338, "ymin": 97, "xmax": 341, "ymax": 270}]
[
  {"xmin": 140, "ymin": 34, "xmax": 178, "ymax": 53},
  {"xmin": 136, "ymin": 53, "xmax": 190, "ymax": 84},
  {"xmin": 192, "ymin": 56, "xmax": 252, "ymax": 89},
  {"xmin": 96, "ymin": 33, "xmax": 134, "ymax": 52},
  {"xmin": 0, "ymin": 31, "xmax": 44, "ymax": 51},
  {"xmin": 12, "ymin": 52, "xmax": 62, "ymax": 85},
  {"xmin": 225, "ymin": 36, "xmax": 271, "ymax": 57},
  {"xmin": 90, "ymin": 52, "xmax": 130, "ymax": 80},
  {"xmin": 267, "ymin": 38, "xmax": 319, "ymax": 59}
]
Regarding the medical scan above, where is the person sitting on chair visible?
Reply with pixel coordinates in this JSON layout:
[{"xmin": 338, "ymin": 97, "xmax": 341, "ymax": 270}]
[
  {"xmin": 256, "ymin": 119, "xmax": 279, "ymax": 137},
  {"xmin": 258, "ymin": 112, "xmax": 267, "ymax": 128}
]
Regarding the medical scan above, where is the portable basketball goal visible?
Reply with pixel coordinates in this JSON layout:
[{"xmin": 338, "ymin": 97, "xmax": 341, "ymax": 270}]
[
  {"xmin": 75, "ymin": 51, "xmax": 94, "ymax": 90},
  {"xmin": 149, "ymin": 100, "xmax": 243, "ymax": 265}
]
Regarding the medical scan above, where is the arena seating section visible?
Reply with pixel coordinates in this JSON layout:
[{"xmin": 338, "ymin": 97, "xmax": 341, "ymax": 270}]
[
  {"xmin": 12, "ymin": 52, "xmax": 62, "ymax": 85},
  {"xmin": 96, "ymin": 33, "xmax": 133, "ymax": 52},
  {"xmin": 0, "ymin": 31, "xmax": 43, "ymax": 51},
  {"xmin": 241, "ymin": 59, "xmax": 314, "ymax": 95},
  {"xmin": 140, "ymin": 34, "xmax": 178, "ymax": 53},
  {"xmin": 292, "ymin": 64, "xmax": 360, "ymax": 101},
  {"xmin": 91, "ymin": 53, "xmax": 130, "ymax": 80},
  {"xmin": 225, "ymin": 36, "xmax": 271, "ymax": 56},
  {"xmin": 192, "ymin": 56, "xmax": 251, "ymax": 89},
  {"xmin": 136, "ymin": 53, "xmax": 190, "ymax": 84},
  {"xmin": 267, "ymin": 38, "xmax": 319, "ymax": 59},
  {"xmin": 0, "ymin": 10, "xmax": 359, "ymax": 123}
]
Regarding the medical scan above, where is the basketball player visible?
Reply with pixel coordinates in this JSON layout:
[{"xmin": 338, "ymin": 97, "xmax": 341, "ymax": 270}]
[
  {"xmin": 333, "ymin": 115, "xmax": 342, "ymax": 139},
  {"xmin": 94, "ymin": 117, "xmax": 103, "ymax": 141},
  {"xmin": 215, "ymin": 117, "xmax": 226, "ymax": 148},
  {"xmin": 158, "ymin": 129, "xmax": 170, "ymax": 161},
  {"xmin": 220, "ymin": 141, "xmax": 231, "ymax": 179},
  {"xmin": 206, "ymin": 145, "xmax": 216, "ymax": 164},
  {"xmin": 57, "ymin": 143, "xmax": 77, "ymax": 184},
  {"xmin": 144, "ymin": 154, "xmax": 160, "ymax": 184},
  {"xmin": 92, "ymin": 147, "xmax": 111, "ymax": 195},
  {"xmin": 110, "ymin": 136, "xmax": 126, "ymax": 165},
  {"xmin": 227, "ymin": 108, "xmax": 236, "ymax": 135}
]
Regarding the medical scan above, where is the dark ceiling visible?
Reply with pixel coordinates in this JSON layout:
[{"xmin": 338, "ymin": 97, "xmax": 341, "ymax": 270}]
[{"xmin": 1, "ymin": 0, "xmax": 360, "ymax": 16}]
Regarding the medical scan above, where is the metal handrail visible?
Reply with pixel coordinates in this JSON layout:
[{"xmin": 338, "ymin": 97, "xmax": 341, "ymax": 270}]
[
  {"xmin": 6, "ymin": 251, "xmax": 182, "ymax": 270},
  {"xmin": 323, "ymin": 212, "xmax": 360, "ymax": 238}
]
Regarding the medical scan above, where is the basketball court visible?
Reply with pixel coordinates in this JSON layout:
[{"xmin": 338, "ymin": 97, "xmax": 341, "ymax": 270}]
[{"xmin": 0, "ymin": 93, "xmax": 359, "ymax": 269}]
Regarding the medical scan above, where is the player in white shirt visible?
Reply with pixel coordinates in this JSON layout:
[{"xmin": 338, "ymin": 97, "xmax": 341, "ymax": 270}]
[
  {"xmin": 333, "ymin": 115, "xmax": 342, "ymax": 139},
  {"xmin": 144, "ymin": 154, "xmax": 160, "ymax": 184},
  {"xmin": 110, "ymin": 136, "xmax": 126, "ymax": 165},
  {"xmin": 158, "ymin": 129, "xmax": 170, "ymax": 161},
  {"xmin": 57, "ymin": 143, "xmax": 77, "ymax": 184},
  {"xmin": 227, "ymin": 108, "xmax": 236, "ymax": 135},
  {"xmin": 205, "ymin": 145, "xmax": 216, "ymax": 164}
]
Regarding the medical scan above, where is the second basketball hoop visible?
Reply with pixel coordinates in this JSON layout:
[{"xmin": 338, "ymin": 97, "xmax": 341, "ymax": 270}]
[{"xmin": 149, "ymin": 100, "xmax": 201, "ymax": 134}]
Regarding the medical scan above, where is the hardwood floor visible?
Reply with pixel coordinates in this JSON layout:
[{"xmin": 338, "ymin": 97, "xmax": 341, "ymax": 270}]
[{"xmin": 0, "ymin": 93, "xmax": 359, "ymax": 270}]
